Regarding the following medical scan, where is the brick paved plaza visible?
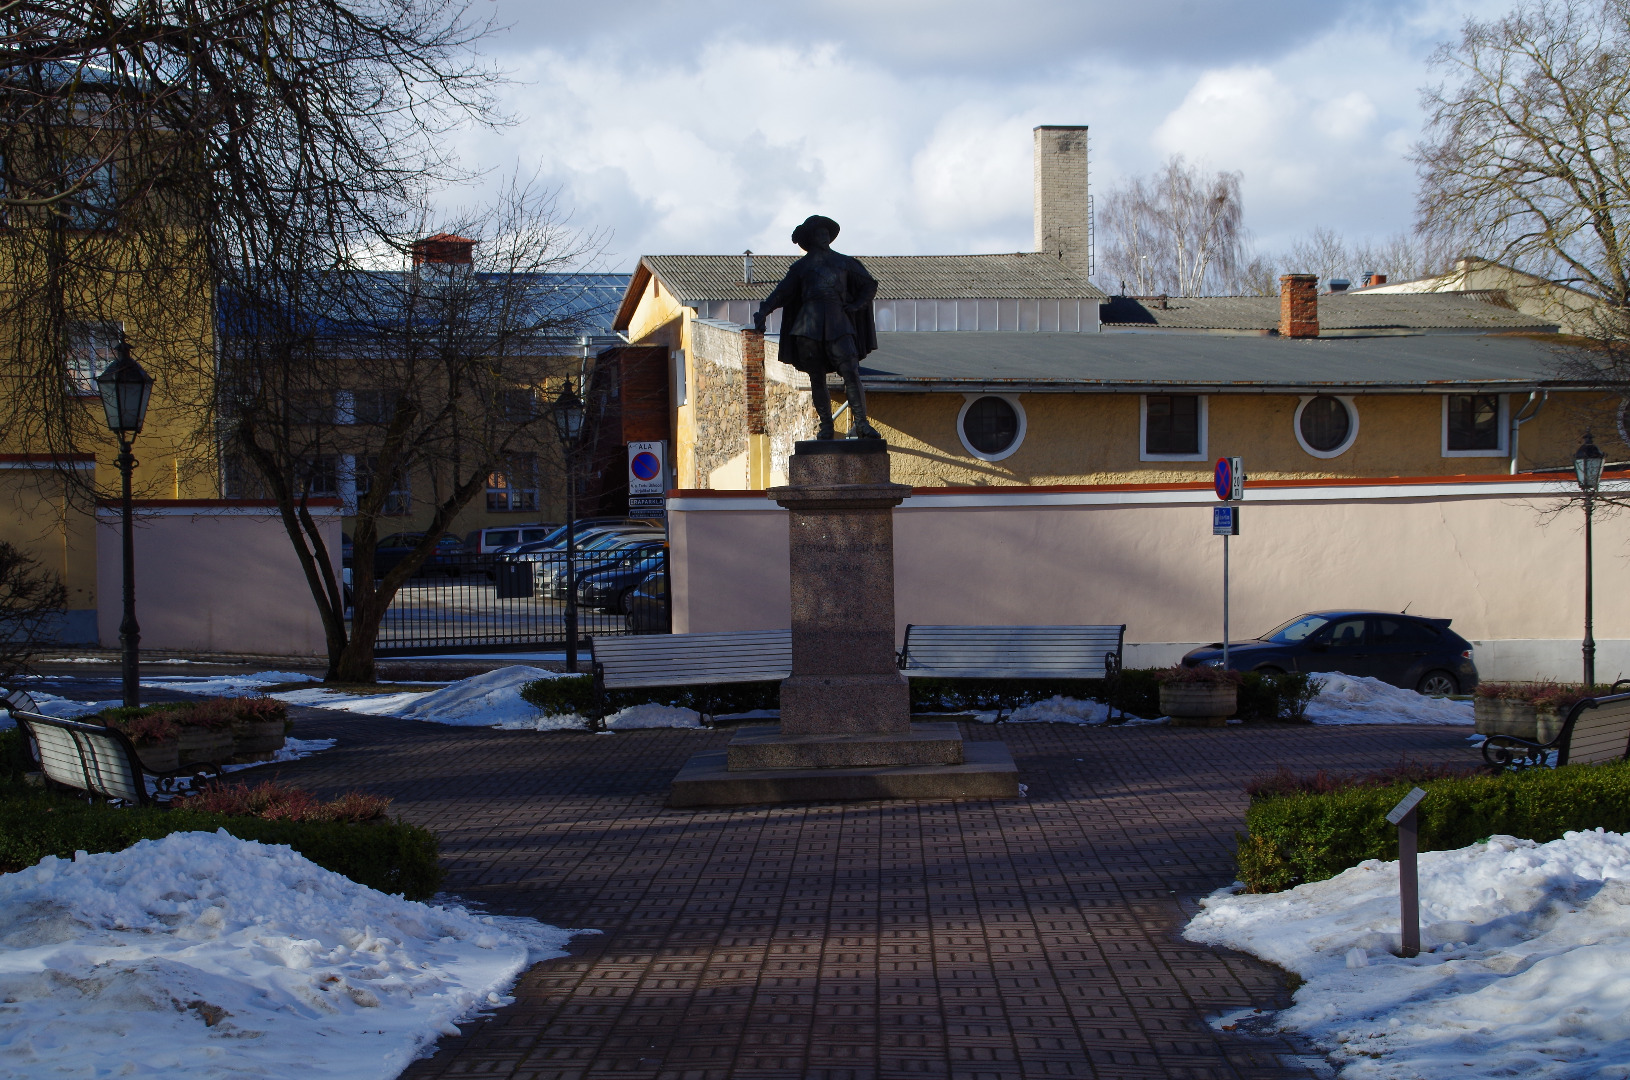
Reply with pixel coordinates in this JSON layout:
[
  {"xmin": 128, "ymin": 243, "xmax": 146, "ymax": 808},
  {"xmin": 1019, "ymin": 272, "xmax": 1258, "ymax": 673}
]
[{"xmin": 268, "ymin": 709, "xmax": 1474, "ymax": 1080}]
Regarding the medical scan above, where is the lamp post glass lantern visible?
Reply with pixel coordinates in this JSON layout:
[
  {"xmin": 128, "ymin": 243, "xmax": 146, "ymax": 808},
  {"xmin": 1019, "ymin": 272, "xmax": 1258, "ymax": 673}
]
[
  {"xmin": 552, "ymin": 384, "xmax": 585, "ymax": 670},
  {"xmin": 1575, "ymin": 432, "xmax": 1604, "ymax": 688},
  {"xmin": 95, "ymin": 341, "xmax": 153, "ymax": 708}
]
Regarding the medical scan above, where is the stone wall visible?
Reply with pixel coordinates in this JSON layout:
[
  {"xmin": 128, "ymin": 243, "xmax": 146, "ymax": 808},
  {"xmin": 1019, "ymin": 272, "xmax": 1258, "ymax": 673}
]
[
  {"xmin": 689, "ymin": 320, "xmax": 748, "ymax": 485},
  {"xmin": 763, "ymin": 339, "xmax": 817, "ymax": 486}
]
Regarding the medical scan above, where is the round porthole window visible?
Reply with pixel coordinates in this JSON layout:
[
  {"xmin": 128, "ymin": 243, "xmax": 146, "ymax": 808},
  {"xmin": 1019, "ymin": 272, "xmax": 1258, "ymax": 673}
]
[
  {"xmin": 957, "ymin": 395, "xmax": 1025, "ymax": 461},
  {"xmin": 1295, "ymin": 395, "xmax": 1357, "ymax": 457}
]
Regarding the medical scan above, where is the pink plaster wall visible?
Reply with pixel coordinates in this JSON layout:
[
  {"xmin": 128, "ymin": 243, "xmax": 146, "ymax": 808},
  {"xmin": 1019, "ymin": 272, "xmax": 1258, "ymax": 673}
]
[
  {"xmin": 97, "ymin": 506, "xmax": 338, "ymax": 656},
  {"xmin": 671, "ymin": 488, "xmax": 1630, "ymax": 649}
]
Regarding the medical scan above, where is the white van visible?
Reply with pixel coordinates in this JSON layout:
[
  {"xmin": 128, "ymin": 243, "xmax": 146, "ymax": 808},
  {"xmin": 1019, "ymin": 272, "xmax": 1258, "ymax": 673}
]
[{"xmin": 465, "ymin": 524, "xmax": 562, "ymax": 555}]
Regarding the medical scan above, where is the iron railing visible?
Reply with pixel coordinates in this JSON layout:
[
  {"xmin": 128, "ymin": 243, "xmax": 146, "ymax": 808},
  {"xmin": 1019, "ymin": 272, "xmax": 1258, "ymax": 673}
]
[{"xmin": 366, "ymin": 547, "xmax": 667, "ymax": 655}]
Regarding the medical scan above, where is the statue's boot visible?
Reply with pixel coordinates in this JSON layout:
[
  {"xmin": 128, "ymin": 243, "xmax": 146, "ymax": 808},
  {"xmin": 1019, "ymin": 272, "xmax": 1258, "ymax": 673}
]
[
  {"xmin": 816, "ymin": 419, "xmax": 836, "ymax": 440},
  {"xmin": 845, "ymin": 387, "xmax": 882, "ymax": 440}
]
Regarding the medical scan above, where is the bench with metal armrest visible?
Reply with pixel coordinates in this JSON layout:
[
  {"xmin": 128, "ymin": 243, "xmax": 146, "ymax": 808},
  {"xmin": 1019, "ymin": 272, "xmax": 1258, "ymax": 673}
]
[
  {"xmin": 1481, "ymin": 689, "xmax": 1630, "ymax": 771},
  {"xmin": 895, "ymin": 624, "xmax": 1127, "ymax": 722},
  {"xmin": 5, "ymin": 693, "xmax": 219, "ymax": 805},
  {"xmin": 589, "ymin": 630, "xmax": 793, "ymax": 726}
]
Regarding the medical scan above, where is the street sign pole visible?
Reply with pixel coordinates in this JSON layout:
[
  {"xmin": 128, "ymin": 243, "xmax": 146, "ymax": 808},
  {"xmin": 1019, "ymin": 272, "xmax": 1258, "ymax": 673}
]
[{"xmin": 1213, "ymin": 458, "xmax": 1244, "ymax": 670}]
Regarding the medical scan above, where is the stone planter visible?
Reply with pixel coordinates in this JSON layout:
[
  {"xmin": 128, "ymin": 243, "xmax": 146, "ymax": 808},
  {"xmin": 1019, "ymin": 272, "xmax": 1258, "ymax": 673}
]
[
  {"xmin": 230, "ymin": 718, "xmax": 287, "ymax": 764},
  {"xmin": 1474, "ymin": 698, "xmax": 1564, "ymax": 744},
  {"xmin": 1159, "ymin": 682, "xmax": 1238, "ymax": 728},
  {"xmin": 177, "ymin": 726, "xmax": 234, "ymax": 766},
  {"xmin": 133, "ymin": 738, "xmax": 180, "ymax": 774}
]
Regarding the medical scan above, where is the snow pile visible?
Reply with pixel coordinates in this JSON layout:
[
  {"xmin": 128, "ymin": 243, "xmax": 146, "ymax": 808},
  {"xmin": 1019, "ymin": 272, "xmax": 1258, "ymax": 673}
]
[
  {"xmin": 0, "ymin": 831, "xmax": 585, "ymax": 1079},
  {"xmin": 1304, "ymin": 673, "xmax": 1473, "ymax": 726},
  {"xmin": 0, "ymin": 691, "xmax": 121, "ymax": 727},
  {"xmin": 973, "ymin": 696, "xmax": 1161, "ymax": 725},
  {"xmin": 1186, "ymin": 830, "xmax": 1630, "ymax": 1078},
  {"xmin": 142, "ymin": 670, "xmax": 320, "ymax": 697},
  {"xmin": 220, "ymin": 736, "xmax": 337, "ymax": 773}
]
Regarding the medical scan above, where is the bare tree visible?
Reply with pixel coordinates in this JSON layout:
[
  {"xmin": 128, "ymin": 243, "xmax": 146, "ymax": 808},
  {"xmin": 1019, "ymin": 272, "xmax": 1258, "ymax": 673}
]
[
  {"xmin": 0, "ymin": 0, "xmax": 502, "ymax": 506},
  {"xmin": 1276, "ymin": 227, "xmax": 1463, "ymax": 287},
  {"xmin": 1096, "ymin": 156, "xmax": 1262, "ymax": 296},
  {"xmin": 0, "ymin": 541, "xmax": 66, "ymax": 683},
  {"xmin": 1416, "ymin": 0, "xmax": 1630, "ymax": 329},
  {"xmin": 218, "ymin": 183, "xmax": 603, "ymax": 682}
]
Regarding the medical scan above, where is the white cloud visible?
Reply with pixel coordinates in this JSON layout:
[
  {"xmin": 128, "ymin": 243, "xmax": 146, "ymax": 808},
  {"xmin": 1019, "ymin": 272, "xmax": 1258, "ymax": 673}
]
[{"xmin": 442, "ymin": 0, "xmax": 1512, "ymax": 269}]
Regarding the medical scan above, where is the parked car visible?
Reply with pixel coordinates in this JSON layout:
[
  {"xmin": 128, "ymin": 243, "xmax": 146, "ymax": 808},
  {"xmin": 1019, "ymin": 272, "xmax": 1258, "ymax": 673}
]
[
  {"xmin": 465, "ymin": 523, "xmax": 561, "ymax": 556},
  {"xmin": 370, "ymin": 532, "xmax": 471, "ymax": 579},
  {"xmin": 538, "ymin": 532, "xmax": 666, "ymax": 596},
  {"xmin": 1181, "ymin": 610, "xmax": 1479, "ymax": 695},
  {"xmin": 624, "ymin": 571, "xmax": 668, "ymax": 634},
  {"xmin": 491, "ymin": 518, "xmax": 662, "ymax": 557},
  {"xmin": 574, "ymin": 546, "xmax": 668, "ymax": 611}
]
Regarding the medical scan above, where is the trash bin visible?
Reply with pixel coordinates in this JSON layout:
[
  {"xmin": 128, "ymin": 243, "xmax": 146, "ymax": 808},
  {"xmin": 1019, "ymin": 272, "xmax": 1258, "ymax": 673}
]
[{"xmin": 493, "ymin": 561, "xmax": 534, "ymax": 599}]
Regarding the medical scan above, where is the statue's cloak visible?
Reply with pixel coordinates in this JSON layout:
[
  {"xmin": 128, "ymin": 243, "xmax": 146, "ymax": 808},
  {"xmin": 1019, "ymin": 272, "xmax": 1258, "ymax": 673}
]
[{"xmin": 761, "ymin": 251, "xmax": 878, "ymax": 372}]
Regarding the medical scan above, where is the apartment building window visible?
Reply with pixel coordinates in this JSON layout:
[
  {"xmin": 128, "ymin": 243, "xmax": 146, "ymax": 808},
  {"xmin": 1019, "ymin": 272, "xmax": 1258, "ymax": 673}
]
[
  {"xmin": 1141, "ymin": 394, "xmax": 1207, "ymax": 460},
  {"xmin": 350, "ymin": 389, "xmax": 396, "ymax": 425},
  {"xmin": 300, "ymin": 455, "xmax": 342, "ymax": 498},
  {"xmin": 65, "ymin": 322, "xmax": 121, "ymax": 394},
  {"xmin": 1443, "ymin": 393, "xmax": 1506, "ymax": 456},
  {"xmin": 357, "ymin": 458, "xmax": 411, "ymax": 514},
  {"xmin": 487, "ymin": 455, "xmax": 539, "ymax": 511},
  {"xmin": 502, "ymin": 388, "xmax": 539, "ymax": 422},
  {"xmin": 62, "ymin": 156, "xmax": 117, "ymax": 231}
]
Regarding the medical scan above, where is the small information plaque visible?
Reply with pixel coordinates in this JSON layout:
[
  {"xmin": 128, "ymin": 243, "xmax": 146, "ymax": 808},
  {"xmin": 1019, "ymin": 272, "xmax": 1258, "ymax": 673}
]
[{"xmin": 1386, "ymin": 786, "xmax": 1428, "ymax": 825}]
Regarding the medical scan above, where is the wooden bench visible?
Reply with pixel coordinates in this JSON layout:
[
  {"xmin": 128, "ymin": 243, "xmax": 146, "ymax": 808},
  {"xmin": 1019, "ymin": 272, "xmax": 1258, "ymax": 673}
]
[
  {"xmin": 1481, "ymin": 690, "xmax": 1630, "ymax": 770},
  {"xmin": 589, "ymin": 630, "xmax": 792, "ymax": 725},
  {"xmin": 9, "ymin": 706, "xmax": 217, "ymax": 805},
  {"xmin": 896, "ymin": 624, "xmax": 1127, "ymax": 721}
]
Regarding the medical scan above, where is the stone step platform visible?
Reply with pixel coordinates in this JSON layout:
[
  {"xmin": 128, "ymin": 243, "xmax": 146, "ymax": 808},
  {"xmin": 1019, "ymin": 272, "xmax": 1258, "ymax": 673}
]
[
  {"xmin": 725, "ymin": 721, "xmax": 964, "ymax": 770},
  {"xmin": 669, "ymin": 739, "xmax": 1019, "ymax": 807}
]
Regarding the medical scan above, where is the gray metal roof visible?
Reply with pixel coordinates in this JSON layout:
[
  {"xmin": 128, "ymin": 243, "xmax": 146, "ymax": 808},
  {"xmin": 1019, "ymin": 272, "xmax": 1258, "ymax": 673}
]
[
  {"xmin": 854, "ymin": 331, "xmax": 1584, "ymax": 392},
  {"xmin": 1098, "ymin": 292, "xmax": 1553, "ymax": 332},
  {"xmin": 642, "ymin": 253, "xmax": 1109, "ymax": 301}
]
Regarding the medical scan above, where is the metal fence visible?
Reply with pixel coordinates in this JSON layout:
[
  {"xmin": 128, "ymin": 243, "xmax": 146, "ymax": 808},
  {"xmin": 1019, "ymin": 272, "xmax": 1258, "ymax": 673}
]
[{"xmin": 368, "ymin": 547, "xmax": 667, "ymax": 655}]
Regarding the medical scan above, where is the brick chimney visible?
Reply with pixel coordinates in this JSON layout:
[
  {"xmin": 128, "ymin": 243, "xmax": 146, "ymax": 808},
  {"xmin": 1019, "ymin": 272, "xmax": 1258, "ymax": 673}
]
[
  {"xmin": 411, "ymin": 233, "xmax": 476, "ymax": 267},
  {"xmin": 1279, "ymin": 275, "xmax": 1319, "ymax": 338},
  {"xmin": 1033, "ymin": 125, "xmax": 1091, "ymax": 279}
]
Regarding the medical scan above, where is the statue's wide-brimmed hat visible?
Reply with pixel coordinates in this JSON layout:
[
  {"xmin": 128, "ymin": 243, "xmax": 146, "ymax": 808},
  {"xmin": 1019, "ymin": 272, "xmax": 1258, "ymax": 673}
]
[{"xmin": 791, "ymin": 214, "xmax": 840, "ymax": 246}]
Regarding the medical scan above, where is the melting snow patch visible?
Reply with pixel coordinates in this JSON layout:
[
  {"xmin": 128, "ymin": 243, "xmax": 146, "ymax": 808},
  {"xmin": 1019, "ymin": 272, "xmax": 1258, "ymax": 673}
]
[
  {"xmin": 1184, "ymin": 830, "xmax": 1630, "ymax": 1078},
  {"xmin": 0, "ymin": 830, "xmax": 587, "ymax": 1079},
  {"xmin": 1303, "ymin": 673, "xmax": 1473, "ymax": 726},
  {"xmin": 606, "ymin": 704, "xmax": 701, "ymax": 730},
  {"xmin": 142, "ymin": 670, "xmax": 320, "ymax": 697}
]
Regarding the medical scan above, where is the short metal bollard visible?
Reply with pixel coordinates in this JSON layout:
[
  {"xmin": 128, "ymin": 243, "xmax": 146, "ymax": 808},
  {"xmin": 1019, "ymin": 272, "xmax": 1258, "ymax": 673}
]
[{"xmin": 1386, "ymin": 785, "xmax": 1428, "ymax": 958}]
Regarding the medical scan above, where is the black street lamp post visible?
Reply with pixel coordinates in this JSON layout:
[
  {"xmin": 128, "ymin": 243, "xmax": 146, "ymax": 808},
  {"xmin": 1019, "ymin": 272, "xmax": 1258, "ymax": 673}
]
[
  {"xmin": 1575, "ymin": 432, "xmax": 1605, "ymax": 688},
  {"xmin": 95, "ymin": 340, "xmax": 154, "ymax": 708},
  {"xmin": 551, "ymin": 382, "xmax": 586, "ymax": 671}
]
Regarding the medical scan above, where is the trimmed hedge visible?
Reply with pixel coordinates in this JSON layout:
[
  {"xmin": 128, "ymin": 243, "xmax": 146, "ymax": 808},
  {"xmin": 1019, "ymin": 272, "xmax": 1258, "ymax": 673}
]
[
  {"xmin": 0, "ymin": 731, "xmax": 442, "ymax": 898},
  {"xmin": 1238, "ymin": 759, "xmax": 1630, "ymax": 893},
  {"xmin": 519, "ymin": 667, "xmax": 1317, "ymax": 723}
]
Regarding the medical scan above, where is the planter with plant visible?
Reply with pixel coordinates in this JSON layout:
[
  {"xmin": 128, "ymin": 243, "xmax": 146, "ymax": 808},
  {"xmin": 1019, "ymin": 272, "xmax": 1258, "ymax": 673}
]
[
  {"xmin": 1473, "ymin": 682, "xmax": 1606, "ymax": 744},
  {"xmin": 1156, "ymin": 665, "xmax": 1241, "ymax": 727},
  {"xmin": 97, "ymin": 708, "xmax": 182, "ymax": 773},
  {"xmin": 172, "ymin": 700, "xmax": 236, "ymax": 765},
  {"xmin": 227, "ymin": 696, "xmax": 288, "ymax": 763}
]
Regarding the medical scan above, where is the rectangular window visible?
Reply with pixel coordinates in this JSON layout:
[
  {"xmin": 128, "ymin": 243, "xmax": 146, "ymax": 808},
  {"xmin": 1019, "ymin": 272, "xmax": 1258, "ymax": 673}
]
[
  {"xmin": 673, "ymin": 349, "xmax": 688, "ymax": 406},
  {"xmin": 301, "ymin": 455, "xmax": 341, "ymax": 498},
  {"xmin": 487, "ymin": 454, "xmax": 539, "ymax": 512},
  {"xmin": 502, "ymin": 388, "xmax": 538, "ymax": 422},
  {"xmin": 1443, "ymin": 394, "xmax": 1506, "ymax": 456},
  {"xmin": 351, "ymin": 389, "xmax": 396, "ymax": 425},
  {"xmin": 65, "ymin": 321, "xmax": 120, "ymax": 394},
  {"xmin": 1141, "ymin": 394, "xmax": 1206, "ymax": 460},
  {"xmin": 221, "ymin": 455, "xmax": 266, "ymax": 499},
  {"xmin": 62, "ymin": 156, "xmax": 117, "ymax": 230},
  {"xmin": 288, "ymin": 390, "xmax": 336, "ymax": 425},
  {"xmin": 357, "ymin": 458, "xmax": 411, "ymax": 514}
]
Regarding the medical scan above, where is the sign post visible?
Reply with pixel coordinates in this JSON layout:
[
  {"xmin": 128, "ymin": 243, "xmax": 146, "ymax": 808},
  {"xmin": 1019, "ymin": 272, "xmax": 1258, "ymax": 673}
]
[
  {"xmin": 1213, "ymin": 458, "xmax": 1244, "ymax": 670},
  {"xmin": 1386, "ymin": 786, "xmax": 1428, "ymax": 958},
  {"xmin": 627, "ymin": 441, "xmax": 668, "ymax": 520}
]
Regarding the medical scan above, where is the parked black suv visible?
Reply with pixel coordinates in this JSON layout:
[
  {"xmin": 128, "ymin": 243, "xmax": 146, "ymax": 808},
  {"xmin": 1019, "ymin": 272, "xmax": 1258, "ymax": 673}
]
[{"xmin": 1181, "ymin": 610, "xmax": 1479, "ymax": 695}]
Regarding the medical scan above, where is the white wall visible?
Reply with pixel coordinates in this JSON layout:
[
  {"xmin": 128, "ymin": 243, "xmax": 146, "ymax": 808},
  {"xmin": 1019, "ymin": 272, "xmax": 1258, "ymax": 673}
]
[
  {"xmin": 670, "ymin": 477, "xmax": 1630, "ymax": 682},
  {"xmin": 97, "ymin": 502, "xmax": 339, "ymax": 657}
]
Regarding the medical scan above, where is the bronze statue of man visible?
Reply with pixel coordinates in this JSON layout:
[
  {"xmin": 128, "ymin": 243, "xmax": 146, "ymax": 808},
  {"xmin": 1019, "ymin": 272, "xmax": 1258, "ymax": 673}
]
[{"xmin": 752, "ymin": 215, "xmax": 882, "ymax": 440}]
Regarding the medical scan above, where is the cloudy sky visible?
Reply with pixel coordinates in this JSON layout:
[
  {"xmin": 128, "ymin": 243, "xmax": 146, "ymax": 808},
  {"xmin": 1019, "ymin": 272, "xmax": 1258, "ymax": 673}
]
[{"xmin": 449, "ymin": 0, "xmax": 1511, "ymax": 272}]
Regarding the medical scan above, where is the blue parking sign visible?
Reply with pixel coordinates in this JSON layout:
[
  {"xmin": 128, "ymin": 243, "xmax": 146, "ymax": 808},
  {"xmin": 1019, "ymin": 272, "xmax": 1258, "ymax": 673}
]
[{"xmin": 1212, "ymin": 506, "xmax": 1239, "ymax": 535}]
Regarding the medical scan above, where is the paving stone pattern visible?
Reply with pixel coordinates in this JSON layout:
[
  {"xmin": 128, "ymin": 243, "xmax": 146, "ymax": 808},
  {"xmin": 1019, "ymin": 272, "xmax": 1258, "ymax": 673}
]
[{"xmin": 268, "ymin": 710, "xmax": 1473, "ymax": 1080}]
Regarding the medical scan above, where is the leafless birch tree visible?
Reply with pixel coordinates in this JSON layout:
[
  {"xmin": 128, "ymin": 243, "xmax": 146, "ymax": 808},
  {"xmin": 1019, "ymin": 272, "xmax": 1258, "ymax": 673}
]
[
  {"xmin": 1415, "ymin": 0, "xmax": 1630, "ymax": 329},
  {"xmin": 1096, "ymin": 156, "xmax": 1267, "ymax": 295}
]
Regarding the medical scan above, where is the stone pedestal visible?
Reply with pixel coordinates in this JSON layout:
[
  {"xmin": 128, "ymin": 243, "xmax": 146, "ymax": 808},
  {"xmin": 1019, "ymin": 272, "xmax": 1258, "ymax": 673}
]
[{"xmin": 669, "ymin": 439, "xmax": 1018, "ymax": 807}]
